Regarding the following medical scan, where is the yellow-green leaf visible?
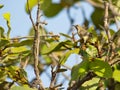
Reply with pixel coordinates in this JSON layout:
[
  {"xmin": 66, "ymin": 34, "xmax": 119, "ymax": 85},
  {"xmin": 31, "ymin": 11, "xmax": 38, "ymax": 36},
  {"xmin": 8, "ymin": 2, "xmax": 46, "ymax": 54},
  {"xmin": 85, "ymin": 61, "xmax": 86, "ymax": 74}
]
[
  {"xmin": 3, "ymin": 12, "xmax": 11, "ymax": 38},
  {"xmin": 113, "ymin": 70, "xmax": 120, "ymax": 82},
  {"xmin": 0, "ymin": 26, "xmax": 5, "ymax": 38},
  {"xmin": 0, "ymin": 4, "xmax": 4, "ymax": 9},
  {"xmin": 81, "ymin": 77, "xmax": 100, "ymax": 90},
  {"xmin": 25, "ymin": 0, "xmax": 44, "ymax": 14},
  {"xmin": 71, "ymin": 60, "xmax": 89, "ymax": 81},
  {"xmin": 6, "ymin": 66, "xmax": 28, "ymax": 85},
  {"xmin": 86, "ymin": 44, "xmax": 98, "ymax": 57},
  {"xmin": 41, "ymin": 42, "xmax": 59, "ymax": 54},
  {"xmin": 25, "ymin": 0, "xmax": 37, "ymax": 13},
  {"xmin": 11, "ymin": 86, "xmax": 37, "ymax": 90},
  {"xmin": 0, "ymin": 38, "xmax": 9, "ymax": 48},
  {"xmin": 3, "ymin": 12, "xmax": 10, "ymax": 25},
  {"xmin": 90, "ymin": 59, "xmax": 112, "ymax": 78},
  {"xmin": 11, "ymin": 46, "xmax": 28, "ymax": 53}
]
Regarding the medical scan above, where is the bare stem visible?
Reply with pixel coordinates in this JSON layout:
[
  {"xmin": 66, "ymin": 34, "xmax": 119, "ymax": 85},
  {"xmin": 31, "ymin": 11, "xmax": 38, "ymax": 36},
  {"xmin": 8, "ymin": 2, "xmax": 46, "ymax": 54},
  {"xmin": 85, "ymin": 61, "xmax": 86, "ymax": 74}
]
[
  {"xmin": 49, "ymin": 64, "xmax": 61, "ymax": 89},
  {"xmin": 67, "ymin": 72, "xmax": 96, "ymax": 90}
]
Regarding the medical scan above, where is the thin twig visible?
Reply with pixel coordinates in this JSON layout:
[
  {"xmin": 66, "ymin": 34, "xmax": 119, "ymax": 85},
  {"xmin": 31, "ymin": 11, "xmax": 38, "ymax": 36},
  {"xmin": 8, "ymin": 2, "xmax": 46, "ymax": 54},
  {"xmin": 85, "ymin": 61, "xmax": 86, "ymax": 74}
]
[
  {"xmin": 49, "ymin": 64, "xmax": 61, "ymax": 89},
  {"xmin": 96, "ymin": 78, "xmax": 105, "ymax": 90},
  {"xmin": 67, "ymin": 72, "xmax": 96, "ymax": 90},
  {"xmin": 104, "ymin": 2, "xmax": 111, "ymax": 41},
  {"xmin": 26, "ymin": 0, "xmax": 36, "ymax": 31},
  {"xmin": 86, "ymin": 0, "xmax": 104, "ymax": 9},
  {"xmin": 20, "ymin": 55, "xmax": 29, "ymax": 69},
  {"xmin": 10, "ymin": 34, "xmax": 60, "ymax": 41},
  {"xmin": 108, "ymin": 0, "xmax": 120, "ymax": 30}
]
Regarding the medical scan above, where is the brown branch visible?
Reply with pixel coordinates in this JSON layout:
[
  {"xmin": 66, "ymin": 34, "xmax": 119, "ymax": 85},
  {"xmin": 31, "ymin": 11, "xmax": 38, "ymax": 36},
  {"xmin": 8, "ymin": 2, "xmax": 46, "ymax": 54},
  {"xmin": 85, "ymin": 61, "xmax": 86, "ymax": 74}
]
[
  {"xmin": 27, "ymin": 0, "xmax": 44, "ymax": 90},
  {"xmin": 20, "ymin": 56, "xmax": 29, "ymax": 69},
  {"xmin": 104, "ymin": 2, "xmax": 111, "ymax": 41},
  {"xmin": 10, "ymin": 34, "xmax": 60, "ymax": 40},
  {"xmin": 49, "ymin": 64, "xmax": 61, "ymax": 89},
  {"xmin": 86, "ymin": 0, "xmax": 104, "ymax": 9},
  {"xmin": 109, "ymin": 58, "xmax": 120, "ymax": 66},
  {"xmin": 103, "ymin": 1, "xmax": 112, "ymax": 62},
  {"xmin": 96, "ymin": 78, "xmax": 105, "ymax": 90},
  {"xmin": 26, "ymin": 0, "xmax": 36, "ymax": 31},
  {"xmin": 67, "ymin": 72, "xmax": 96, "ymax": 90},
  {"xmin": 108, "ymin": 0, "xmax": 120, "ymax": 30}
]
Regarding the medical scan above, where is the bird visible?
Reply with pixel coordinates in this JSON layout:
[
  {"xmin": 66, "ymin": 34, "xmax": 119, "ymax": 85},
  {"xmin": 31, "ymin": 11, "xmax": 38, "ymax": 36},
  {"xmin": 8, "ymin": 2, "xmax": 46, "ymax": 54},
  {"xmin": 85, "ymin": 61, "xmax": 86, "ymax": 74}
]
[{"xmin": 73, "ymin": 25, "xmax": 90, "ymax": 43}]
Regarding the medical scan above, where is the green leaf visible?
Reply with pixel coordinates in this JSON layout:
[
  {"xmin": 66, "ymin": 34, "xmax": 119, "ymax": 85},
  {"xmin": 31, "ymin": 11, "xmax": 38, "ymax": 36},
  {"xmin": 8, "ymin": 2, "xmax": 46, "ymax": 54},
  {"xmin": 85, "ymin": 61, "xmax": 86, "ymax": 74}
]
[
  {"xmin": 3, "ymin": 12, "xmax": 11, "ymax": 26},
  {"xmin": 11, "ymin": 46, "xmax": 28, "ymax": 53},
  {"xmin": 6, "ymin": 66, "xmax": 28, "ymax": 85},
  {"xmin": 0, "ymin": 67, "xmax": 7, "ymax": 82},
  {"xmin": 57, "ymin": 68, "xmax": 67, "ymax": 73},
  {"xmin": 8, "ymin": 39, "xmax": 33, "ymax": 47},
  {"xmin": 115, "ymin": 83, "xmax": 120, "ymax": 90},
  {"xmin": 86, "ymin": 44, "xmax": 98, "ymax": 57},
  {"xmin": 88, "ymin": 26, "xmax": 97, "ymax": 36},
  {"xmin": 0, "ymin": 81, "xmax": 13, "ymax": 90},
  {"xmin": 0, "ymin": 38, "xmax": 9, "ymax": 48},
  {"xmin": 42, "ymin": 0, "xmax": 63, "ymax": 17},
  {"xmin": 42, "ymin": 55, "xmax": 52, "ymax": 64},
  {"xmin": 91, "ymin": 7, "xmax": 104, "ymax": 29},
  {"xmin": 90, "ymin": 59, "xmax": 112, "ymax": 78},
  {"xmin": 111, "ymin": 0, "xmax": 120, "ymax": 20},
  {"xmin": 113, "ymin": 70, "xmax": 120, "ymax": 82},
  {"xmin": 3, "ymin": 12, "xmax": 11, "ymax": 38},
  {"xmin": 25, "ymin": 0, "xmax": 45, "ymax": 14},
  {"xmin": 0, "ymin": 26, "xmax": 5, "ymax": 38},
  {"xmin": 115, "ymin": 48, "xmax": 120, "ymax": 55},
  {"xmin": 41, "ymin": 40, "xmax": 73, "ymax": 54},
  {"xmin": 71, "ymin": 60, "xmax": 89, "ymax": 81},
  {"xmin": 25, "ymin": 0, "xmax": 38, "ymax": 14},
  {"xmin": 41, "ymin": 42, "xmax": 59, "ymax": 54},
  {"xmin": 11, "ymin": 86, "xmax": 37, "ymax": 90},
  {"xmin": 59, "ymin": 33, "xmax": 71, "ymax": 39},
  {"xmin": 87, "ymin": 26, "xmax": 98, "ymax": 44},
  {"xmin": 80, "ymin": 77, "xmax": 100, "ymax": 90},
  {"xmin": 60, "ymin": 48, "xmax": 79, "ymax": 64},
  {"xmin": 113, "ymin": 30, "xmax": 120, "ymax": 46},
  {"xmin": 0, "ymin": 4, "xmax": 4, "ymax": 9}
]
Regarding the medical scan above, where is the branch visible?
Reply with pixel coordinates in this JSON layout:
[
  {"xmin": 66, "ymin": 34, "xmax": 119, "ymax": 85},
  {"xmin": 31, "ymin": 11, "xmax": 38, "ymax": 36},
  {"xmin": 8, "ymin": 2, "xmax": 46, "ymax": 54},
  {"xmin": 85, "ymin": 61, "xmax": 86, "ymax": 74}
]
[
  {"xmin": 108, "ymin": 0, "xmax": 120, "ymax": 30},
  {"xmin": 67, "ymin": 72, "xmax": 96, "ymax": 90},
  {"xmin": 27, "ymin": 0, "xmax": 44, "ymax": 89},
  {"xmin": 26, "ymin": 0, "xmax": 36, "ymax": 31},
  {"xmin": 49, "ymin": 64, "xmax": 61, "ymax": 90},
  {"xmin": 103, "ymin": 1, "xmax": 112, "ymax": 62},
  {"xmin": 96, "ymin": 78, "xmax": 105, "ymax": 90},
  {"xmin": 86, "ymin": 0, "xmax": 104, "ymax": 9},
  {"xmin": 104, "ymin": 2, "xmax": 111, "ymax": 41}
]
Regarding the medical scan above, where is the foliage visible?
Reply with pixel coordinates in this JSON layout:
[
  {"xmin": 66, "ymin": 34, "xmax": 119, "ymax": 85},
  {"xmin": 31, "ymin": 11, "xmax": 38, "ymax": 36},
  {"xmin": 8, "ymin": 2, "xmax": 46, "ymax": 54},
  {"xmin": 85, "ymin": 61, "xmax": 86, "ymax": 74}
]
[{"xmin": 1, "ymin": 0, "xmax": 120, "ymax": 90}]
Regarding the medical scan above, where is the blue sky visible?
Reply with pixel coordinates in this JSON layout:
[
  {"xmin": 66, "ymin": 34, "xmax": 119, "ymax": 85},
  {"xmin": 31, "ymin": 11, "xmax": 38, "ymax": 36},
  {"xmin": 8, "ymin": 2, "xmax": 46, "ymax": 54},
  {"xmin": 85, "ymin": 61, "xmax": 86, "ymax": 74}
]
[
  {"xmin": 0, "ymin": 0, "xmax": 94, "ymax": 89},
  {"xmin": 0, "ymin": 0, "xmax": 94, "ymax": 36}
]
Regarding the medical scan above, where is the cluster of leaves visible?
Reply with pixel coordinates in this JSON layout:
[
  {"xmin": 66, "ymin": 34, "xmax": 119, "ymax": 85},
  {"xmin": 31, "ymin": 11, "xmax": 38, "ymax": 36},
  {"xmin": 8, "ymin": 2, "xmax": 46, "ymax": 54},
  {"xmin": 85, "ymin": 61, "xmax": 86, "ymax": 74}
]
[
  {"xmin": 42, "ymin": 25, "xmax": 120, "ymax": 89},
  {"xmin": 0, "ymin": 8, "xmax": 35, "ymax": 89}
]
